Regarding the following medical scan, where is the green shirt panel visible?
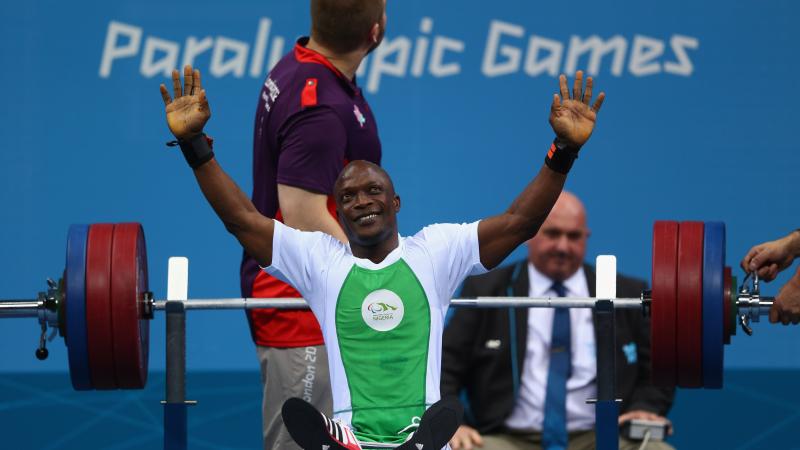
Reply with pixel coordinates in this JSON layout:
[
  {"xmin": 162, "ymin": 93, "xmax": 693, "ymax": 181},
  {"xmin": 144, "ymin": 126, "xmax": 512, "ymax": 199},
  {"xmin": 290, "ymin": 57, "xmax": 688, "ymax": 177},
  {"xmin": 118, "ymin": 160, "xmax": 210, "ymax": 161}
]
[{"xmin": 335, "ymin": 259, "xmax": 431, "ymax": 444}]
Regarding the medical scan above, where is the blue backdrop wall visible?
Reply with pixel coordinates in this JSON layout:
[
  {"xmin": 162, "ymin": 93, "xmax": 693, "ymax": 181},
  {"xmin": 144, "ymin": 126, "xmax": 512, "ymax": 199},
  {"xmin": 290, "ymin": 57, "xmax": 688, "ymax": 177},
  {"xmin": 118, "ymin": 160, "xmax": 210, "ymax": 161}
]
[{"xmin": 1, "ymin": 0, "xmax": 798, "ymax": 375}]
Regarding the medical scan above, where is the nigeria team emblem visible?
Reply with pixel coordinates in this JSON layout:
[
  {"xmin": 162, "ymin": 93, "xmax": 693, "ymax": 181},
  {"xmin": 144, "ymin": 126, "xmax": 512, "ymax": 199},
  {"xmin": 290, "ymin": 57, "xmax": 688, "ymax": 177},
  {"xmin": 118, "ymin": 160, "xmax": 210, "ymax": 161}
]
[{"xmin": 361, "ymin": 289, "xmax": 404, "ymax": 331}]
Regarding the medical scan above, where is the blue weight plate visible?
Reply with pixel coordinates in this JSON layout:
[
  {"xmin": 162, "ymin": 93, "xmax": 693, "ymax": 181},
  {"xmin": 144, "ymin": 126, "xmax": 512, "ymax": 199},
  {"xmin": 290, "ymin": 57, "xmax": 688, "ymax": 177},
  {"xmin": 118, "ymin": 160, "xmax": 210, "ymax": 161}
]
[
  {"xmin": 702, "ymin": 221, "xmax": 725, "ymax": 388},
  {"xmin": 66, "ymin": 224, "xmax": 92, "ymax": 390}
]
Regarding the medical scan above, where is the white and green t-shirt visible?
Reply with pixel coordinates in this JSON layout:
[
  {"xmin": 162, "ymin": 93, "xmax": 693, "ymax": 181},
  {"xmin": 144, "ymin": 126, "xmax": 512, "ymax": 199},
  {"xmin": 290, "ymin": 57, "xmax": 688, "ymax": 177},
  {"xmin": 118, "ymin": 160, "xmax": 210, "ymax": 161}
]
[{"xmin": 265, "ymin": 220, "xmax": 487, "ymax": 445}]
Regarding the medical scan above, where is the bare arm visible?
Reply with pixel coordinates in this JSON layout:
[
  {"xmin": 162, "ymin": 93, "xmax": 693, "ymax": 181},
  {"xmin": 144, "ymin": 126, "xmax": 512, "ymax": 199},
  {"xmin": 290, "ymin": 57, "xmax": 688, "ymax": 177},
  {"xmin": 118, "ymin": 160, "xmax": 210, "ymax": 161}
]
[
  {"xmin": 193, "ymin": 159, "xmax": 275, "ymax": 266},
  {"xmin": 278, "ymin": 184, "xmax": 347, "ymax": 243},
  {"xmin": 479, "ymin": 72, "xmax": 605, "ymax": 269},
  {"xmin": 160, "ymin": 65, "xmax": 275, "ymax": 267},
  {"xmin": 478, "ymin": 167, "xmax": 565, "ymax": 269},
  {"xmin": 772, "ymin": 269, "xmax": 800, "ymax": 325},
  {"xmin": 740, "ymin": 229, "xmax": 800, "ymax": 281}
]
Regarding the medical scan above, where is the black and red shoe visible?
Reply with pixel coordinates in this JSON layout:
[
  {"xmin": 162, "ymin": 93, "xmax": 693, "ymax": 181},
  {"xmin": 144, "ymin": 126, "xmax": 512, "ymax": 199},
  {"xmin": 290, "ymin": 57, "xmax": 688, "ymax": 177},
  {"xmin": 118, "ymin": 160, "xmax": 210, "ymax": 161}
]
[
  {"xmin": 282, "ymin": 397, "xmax": 362, "ymax": 450},
  {"xmin": 395, "ymin": 396, "xmax": 463, "ymax": 450}
]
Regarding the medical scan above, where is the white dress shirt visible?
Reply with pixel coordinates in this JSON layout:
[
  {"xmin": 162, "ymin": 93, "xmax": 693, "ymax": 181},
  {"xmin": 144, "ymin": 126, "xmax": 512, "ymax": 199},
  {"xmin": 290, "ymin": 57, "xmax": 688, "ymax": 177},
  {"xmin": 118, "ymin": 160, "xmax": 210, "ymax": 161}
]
[{"xmin": 504, "ymin": 263, "xmax": 597, "ymax": 431}]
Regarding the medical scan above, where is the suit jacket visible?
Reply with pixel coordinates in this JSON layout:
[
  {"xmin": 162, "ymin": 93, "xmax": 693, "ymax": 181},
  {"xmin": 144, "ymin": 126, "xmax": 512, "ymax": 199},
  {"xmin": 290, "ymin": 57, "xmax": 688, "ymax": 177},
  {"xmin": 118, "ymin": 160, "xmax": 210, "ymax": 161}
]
[{"xmin": 441, "ymin": 261, "xmax": 675, "ymax": 434}]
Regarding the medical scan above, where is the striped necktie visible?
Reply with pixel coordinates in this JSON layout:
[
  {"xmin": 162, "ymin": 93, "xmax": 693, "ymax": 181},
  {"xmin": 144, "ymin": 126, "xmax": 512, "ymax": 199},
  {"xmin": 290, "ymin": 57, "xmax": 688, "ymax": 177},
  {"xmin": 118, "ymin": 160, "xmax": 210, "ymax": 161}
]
[{"xmin": 542, "ymin": 281, "xmax": 570, "ymax": 450}]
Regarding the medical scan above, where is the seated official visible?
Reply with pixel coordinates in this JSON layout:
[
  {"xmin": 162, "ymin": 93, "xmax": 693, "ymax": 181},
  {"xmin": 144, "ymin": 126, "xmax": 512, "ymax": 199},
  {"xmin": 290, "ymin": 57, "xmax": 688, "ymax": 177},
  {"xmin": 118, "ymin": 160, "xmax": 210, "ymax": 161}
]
[{"xmin": 441, "ymin": 192, "xmax": 676, "ymax": 450}]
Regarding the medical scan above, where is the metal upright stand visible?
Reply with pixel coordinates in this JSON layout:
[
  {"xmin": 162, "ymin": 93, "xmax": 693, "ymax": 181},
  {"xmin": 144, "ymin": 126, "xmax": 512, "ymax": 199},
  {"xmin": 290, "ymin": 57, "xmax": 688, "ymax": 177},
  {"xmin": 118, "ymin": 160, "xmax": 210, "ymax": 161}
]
[
  {"xmin": 593, "ymin": 299, "xmax": 619, "ymax": 450},
  {"xmin": 163, "ymin": 257, "xmax": 194, "ymax": 450},
  {"xmin": 164, "ymin": 300, "xmax": 188, "ymax": 450}
]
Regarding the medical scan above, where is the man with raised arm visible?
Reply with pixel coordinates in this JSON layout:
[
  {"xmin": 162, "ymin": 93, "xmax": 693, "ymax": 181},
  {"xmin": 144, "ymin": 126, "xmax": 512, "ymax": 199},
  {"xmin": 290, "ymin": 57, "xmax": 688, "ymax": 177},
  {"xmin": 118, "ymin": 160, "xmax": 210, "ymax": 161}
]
[{"xmin": 159, "ymin": 66, "xmax": 604, "ymax": 450}]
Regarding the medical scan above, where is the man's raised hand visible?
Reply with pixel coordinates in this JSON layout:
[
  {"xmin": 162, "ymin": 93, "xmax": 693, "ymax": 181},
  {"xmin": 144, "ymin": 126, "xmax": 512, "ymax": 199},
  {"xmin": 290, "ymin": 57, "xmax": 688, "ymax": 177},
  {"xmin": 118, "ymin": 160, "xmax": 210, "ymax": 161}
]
[
  {"xmin": 159, "ymin": 65, "xmax": 210, "ymax": 140},
  {"xmin": 549, "ymin": 70, "xmax": 605, "ymax": 148}
]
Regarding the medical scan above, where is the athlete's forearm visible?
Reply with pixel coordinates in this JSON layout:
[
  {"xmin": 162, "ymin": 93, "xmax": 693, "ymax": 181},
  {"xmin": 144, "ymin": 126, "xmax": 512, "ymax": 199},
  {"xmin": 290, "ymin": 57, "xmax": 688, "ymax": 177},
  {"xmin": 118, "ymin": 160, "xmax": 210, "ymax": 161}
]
[
  {"xmin": 193, "ymin": 158, "xmax": 258, "ymax": 228},
  {"xmin": 478, "ymin": 164, "xmax": 565, "ymax": 269},
  {"xmin": 505, "ymin": 164, "xmax": 566, "ymax": 233},
  {"xmin": 193, "ymin": 158, "xmax": 275, "ymax": 266}
]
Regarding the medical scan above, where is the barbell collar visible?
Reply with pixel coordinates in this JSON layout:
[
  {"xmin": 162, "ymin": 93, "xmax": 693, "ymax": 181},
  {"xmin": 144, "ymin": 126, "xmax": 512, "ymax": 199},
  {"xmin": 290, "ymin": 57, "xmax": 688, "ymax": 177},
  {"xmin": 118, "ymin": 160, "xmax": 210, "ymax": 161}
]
[{"xmin": 737, "ymin": 295, "xmax": 774, "ymax": 320}]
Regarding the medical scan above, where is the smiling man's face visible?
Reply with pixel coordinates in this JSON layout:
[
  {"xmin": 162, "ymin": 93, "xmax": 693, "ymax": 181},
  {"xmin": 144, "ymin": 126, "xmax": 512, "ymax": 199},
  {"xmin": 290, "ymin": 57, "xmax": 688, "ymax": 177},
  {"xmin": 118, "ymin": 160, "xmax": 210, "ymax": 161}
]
[{"xmin": 334, "ymin": 160, "xmax": 400, "ymax": 247}]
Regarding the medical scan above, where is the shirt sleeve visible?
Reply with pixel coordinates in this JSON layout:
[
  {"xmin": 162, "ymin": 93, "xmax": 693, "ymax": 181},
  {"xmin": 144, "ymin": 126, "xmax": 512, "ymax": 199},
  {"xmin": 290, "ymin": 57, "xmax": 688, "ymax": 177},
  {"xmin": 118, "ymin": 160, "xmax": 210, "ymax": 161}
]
[
  {"xmin": 417, "ymin": 221, "xmax": 488, "ymax": 300},
  {"xmin": 276, "ymin": 106, "xmax": 346, "ymax": 195},
  {"xmin": 263, "ymin": 221, "xmax": 337, "ymax": 305}
]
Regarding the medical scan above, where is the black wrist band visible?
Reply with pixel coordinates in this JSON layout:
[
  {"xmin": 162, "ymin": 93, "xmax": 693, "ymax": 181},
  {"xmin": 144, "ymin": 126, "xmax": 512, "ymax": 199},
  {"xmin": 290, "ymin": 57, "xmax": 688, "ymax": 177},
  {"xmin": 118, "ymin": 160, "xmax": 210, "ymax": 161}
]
[
  {"xmin": 167, "ymin": 133, "xmax": 214, "ymax": 169},
  {"xmin": 544, "ymin": 138, "xmax": 581, "ymax": 174}
]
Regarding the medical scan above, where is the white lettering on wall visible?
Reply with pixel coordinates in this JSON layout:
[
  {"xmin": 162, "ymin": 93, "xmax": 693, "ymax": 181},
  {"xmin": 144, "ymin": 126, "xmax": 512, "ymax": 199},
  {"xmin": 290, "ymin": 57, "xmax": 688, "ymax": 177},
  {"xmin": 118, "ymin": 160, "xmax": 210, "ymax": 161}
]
[
  {"xmin": 249, "ymin": 18, "xmax": 271, "ymax": 78},
  {"xmin": 182, "ymin": 36, "xmax": 214, "ymax": 69},
  {"xmin": 524, "ymin": 36, "xmax": 563, "ymax": 77},
  {"xmin": 411, "ymin": 17, "xmax": 433, "ymax": 77},
  {"xmin": 367, "ymin": 36, "xmax": 411, "ymax": 93},
  {"xmin": 565, "ymin": 35, "xmax": 627, "ymax": 76},
  {"xmin": 482, "ymin": 20, "xmax": 525, "ymax": 77},
  {"xmin": 99, "ymin": 21, "xmax": 142, "ymax": 78},
  {"xmin": 664, "ymin": 35, "xmax": 699, "ymax": 76},
  {"xmin": 98, "ymin": 18, "xmax": 699, "ymax": 92},
  {"xmin": 140, "ymin": 37, "xmax": 179, "ymax": 77},
  {"xmin": 629, "ymin": 35, "xmax": 664, "ymax": 76},
  {"xmin": 210, "ymin": 37, "xmax": 249, "ymax": 78},
  {"xmin": 430, "ymin": 35, "xmax": 464, "ymax": 77}
]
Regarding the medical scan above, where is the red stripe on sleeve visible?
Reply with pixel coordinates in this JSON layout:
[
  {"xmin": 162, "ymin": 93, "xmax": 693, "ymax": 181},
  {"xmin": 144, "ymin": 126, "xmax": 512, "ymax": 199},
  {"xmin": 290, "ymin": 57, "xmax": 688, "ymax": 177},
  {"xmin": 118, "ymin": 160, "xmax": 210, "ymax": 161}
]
[{"xmin": 301, "ymin": 78, "xmax": 318, "ymax": 107}]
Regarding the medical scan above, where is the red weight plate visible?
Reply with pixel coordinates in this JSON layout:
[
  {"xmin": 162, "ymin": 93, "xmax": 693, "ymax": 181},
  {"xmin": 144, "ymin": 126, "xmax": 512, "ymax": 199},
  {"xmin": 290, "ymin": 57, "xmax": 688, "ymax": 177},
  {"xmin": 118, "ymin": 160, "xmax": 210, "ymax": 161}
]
[
  {"xmin": 651, "ymin": 221, "xmax": 679, "ymax": 386},
  {"xmin": 676, "ymin": 222, "xmax": 704, "ymax": 388},
  {"xmin": 111, "ymin": 223, "xmax": 150, "ymax": 389},
  {"xmin": 86, "ymin": 224, "xmax": 118, "ymax": 389},
  {"xmin": 723, "ymin": 267, "xmax": 732, "ymax": 345}
]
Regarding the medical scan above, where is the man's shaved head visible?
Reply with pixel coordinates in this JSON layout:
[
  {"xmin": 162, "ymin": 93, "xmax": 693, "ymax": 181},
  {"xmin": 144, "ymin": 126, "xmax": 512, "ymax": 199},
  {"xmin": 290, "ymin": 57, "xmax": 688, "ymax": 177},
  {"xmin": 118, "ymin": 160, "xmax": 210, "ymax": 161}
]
[
  {"xmin": 334, "ymin": 160, "xmax": 395, "ymax": 196},
  {"xmin": 527, "ymin": 190, "xmax": 590, "ymax": 281}
]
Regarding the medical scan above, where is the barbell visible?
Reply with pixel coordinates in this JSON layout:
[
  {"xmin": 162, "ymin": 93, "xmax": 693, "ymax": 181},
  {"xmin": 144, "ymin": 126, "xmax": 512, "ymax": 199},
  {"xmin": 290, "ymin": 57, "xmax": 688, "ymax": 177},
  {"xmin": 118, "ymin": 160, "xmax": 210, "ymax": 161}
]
[{"xmin": 0, "ymin": 220, "xmax": 773, "ymax": 391}]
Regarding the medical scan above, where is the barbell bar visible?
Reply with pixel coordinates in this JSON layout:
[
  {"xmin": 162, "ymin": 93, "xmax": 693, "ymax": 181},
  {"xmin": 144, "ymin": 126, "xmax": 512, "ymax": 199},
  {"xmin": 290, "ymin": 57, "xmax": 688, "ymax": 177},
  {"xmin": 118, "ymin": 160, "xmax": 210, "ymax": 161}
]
[{"xmin": 0, "ymin": 221, "xmax": 775, "ymax": 391}]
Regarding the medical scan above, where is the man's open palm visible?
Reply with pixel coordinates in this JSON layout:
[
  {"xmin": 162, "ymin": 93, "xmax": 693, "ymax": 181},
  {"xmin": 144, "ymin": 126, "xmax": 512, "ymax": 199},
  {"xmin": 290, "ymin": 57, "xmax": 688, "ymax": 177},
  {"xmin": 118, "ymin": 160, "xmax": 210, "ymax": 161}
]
[
  {"xmin": 159, "ymin": 65, "xmax": 210, "ymax": 140},
  {"xmin": 549, "ymin": 70, "xmax": 605, "ymax": 147}
]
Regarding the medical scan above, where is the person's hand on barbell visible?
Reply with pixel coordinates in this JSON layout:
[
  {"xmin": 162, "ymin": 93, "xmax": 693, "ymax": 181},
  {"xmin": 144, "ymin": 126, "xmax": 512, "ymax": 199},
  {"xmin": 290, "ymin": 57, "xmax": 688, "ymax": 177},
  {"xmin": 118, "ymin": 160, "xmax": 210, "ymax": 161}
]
[
  {"xmin": 740, "ymin": 230, "xmax": 800, "ymax": 281},
  {"xmin": 549, "ymin": 70, "xmax": 605, "ymax": 149},
  {"xmin": 159, "ymin": 65, "xmax": 211, "ymax": 140},
  {"xmin": 771, "ymin": 270, "xmax": 800, "ymax": 325}
]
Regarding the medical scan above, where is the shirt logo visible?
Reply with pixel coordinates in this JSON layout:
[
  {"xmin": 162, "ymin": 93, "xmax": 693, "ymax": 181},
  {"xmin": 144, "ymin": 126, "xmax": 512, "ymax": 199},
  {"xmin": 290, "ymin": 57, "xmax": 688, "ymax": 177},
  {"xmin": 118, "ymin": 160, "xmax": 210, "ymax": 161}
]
[
  {"xmin": 262, "ymin": 76, "xmax": 280, "ymax": 112},
  {"xmin": 353, "ymin": 105, "xmax": 366, "ymax": 128},
  {"xmin": 361, "ymin": 289, "xmax": 404, "ymax": 331},
  {"xmin": 622, "ymin": 342, "xmax": 637, "ymax": 364},
  {"xmin": 485, "ymin": 339, "xmax": 502, "ymax": 349}
]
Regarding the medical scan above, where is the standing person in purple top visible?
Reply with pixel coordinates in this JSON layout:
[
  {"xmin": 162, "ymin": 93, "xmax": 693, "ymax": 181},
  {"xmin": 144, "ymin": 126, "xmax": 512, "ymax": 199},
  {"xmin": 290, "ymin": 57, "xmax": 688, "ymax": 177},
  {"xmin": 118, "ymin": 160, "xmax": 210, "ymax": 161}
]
[{"xmin": 240, "ymin": 1, "xmax": 387, "ymax": 449}]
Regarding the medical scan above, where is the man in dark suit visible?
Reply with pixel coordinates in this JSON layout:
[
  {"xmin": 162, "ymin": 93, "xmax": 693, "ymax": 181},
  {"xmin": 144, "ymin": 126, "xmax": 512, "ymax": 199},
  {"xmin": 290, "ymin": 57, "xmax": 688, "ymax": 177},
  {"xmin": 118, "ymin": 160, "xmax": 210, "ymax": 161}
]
[{"xmin": 441, "ymin": 192, "xmax": 675, "ymax": 450}]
